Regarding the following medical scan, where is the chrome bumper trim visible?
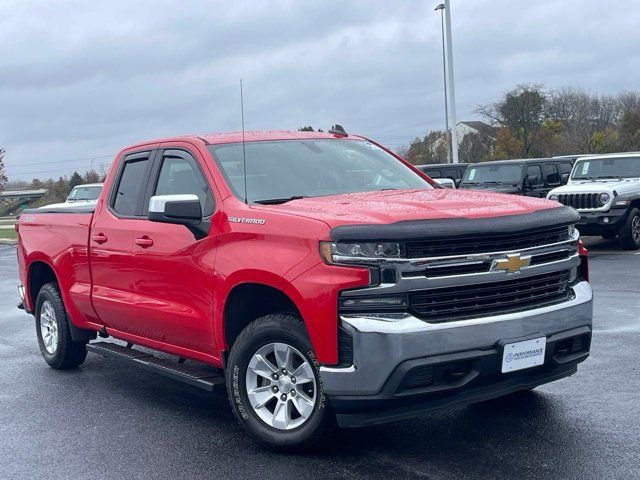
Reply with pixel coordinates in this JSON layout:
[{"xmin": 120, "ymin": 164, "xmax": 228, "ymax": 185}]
[
  {"xmin": 340, "ymin": 281, "xmax": 591, "ymax": 334},
  {"xmin": 320, "ymin": 282, "xmax": 592, "ymax": 394}
]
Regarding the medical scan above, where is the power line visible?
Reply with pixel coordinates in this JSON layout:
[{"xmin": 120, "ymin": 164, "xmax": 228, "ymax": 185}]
[
  {"xmin": 6, "ymin": 154, "xmax": 114, "ymax": 171},
  {"xmin": 7, "ymin": 162, "xmax": 113, "ymax": 177}
]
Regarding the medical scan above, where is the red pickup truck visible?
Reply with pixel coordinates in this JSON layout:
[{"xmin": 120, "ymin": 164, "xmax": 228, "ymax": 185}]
[{"xmin": 17, "ymin": 130, "xmax": 592, "ymax": 450}]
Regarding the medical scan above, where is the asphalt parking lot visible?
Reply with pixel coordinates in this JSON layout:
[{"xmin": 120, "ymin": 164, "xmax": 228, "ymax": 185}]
[{"xmin": 0, "ymin": 239, "xmax": 638, "ymax": 480}]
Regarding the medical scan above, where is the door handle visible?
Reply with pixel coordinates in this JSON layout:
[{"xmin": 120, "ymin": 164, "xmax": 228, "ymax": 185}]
[
  {"xmin": 92, "ymin": 233, "xmax": 108, "ymax": 244},
  {"xmin": 135, "ymin": 237, "xmax": 154, "ymax": 248}
]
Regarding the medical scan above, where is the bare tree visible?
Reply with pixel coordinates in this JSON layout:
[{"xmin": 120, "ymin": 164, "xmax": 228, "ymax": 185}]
[
  {"xmin": 475, "ymin": 84, "xmax": 547, "ymax": 158},
  {"xmin": 548, "ymin": 88, "xmax": 620, "ymax": 153},
  {"xmin": 0, "ymin": 149, "xmax": 7, "ymax": 192},
  {"xmin": 458, "ymin": 132, "xmax": 494, "ymax": 163}
]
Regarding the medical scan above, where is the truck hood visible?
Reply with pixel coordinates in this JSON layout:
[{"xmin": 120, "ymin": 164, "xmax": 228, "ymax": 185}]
[
  {"xmin": 460, "ymin": 184, "xmax": 521, "ymax": 194},
  {"xmin": 254, "ymin": 189, "xmax": 557, "ymax": 228}
]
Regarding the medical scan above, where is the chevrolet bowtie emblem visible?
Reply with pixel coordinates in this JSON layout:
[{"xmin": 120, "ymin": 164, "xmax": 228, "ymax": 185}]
[{"xmin": 493, "ymin": 254, "xmax": 531, "ymax": 273}]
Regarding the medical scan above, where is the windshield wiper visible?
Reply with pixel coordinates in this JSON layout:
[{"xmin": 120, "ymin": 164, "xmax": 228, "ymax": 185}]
[
  {"xmin": 253, "ymin": 195, "xmax": 309, "ymax": 205},
  {"xmin": 595, "ymin": 175, "xmax": 623, "ymax": 180}
]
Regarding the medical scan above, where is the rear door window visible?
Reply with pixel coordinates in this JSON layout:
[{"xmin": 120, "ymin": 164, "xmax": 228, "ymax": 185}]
[
  {"xmin": 526, "ymin": 165, "xmax": 543, "ymax": 185},
  {"xmin": 112, "ymin": 154, "xmax": 152, "ymax": 216},
  {"xmin": 543, "ymin": 163, "xmax": 560, "ymax": 186}
]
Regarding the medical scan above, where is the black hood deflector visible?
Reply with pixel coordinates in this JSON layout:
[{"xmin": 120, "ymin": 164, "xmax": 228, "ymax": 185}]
[{"xmin": 329, "ymin": 206, "xmax": 579, "ymax": 242}]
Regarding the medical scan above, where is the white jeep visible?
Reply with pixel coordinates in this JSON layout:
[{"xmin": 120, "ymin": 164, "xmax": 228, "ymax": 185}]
[{"xmin": 547, "ymin": 153, "xmax": 640, "ymax": 250}]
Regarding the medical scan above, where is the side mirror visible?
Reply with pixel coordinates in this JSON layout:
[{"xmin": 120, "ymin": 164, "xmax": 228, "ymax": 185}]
[
  {"xmin": 433, "ymin": 178, "xmax": 456, "ymax": 189},
  {"xmin": 148, "ymin": 194, "xmax": 208, "ymax": 239},
  {"xmin": 560, "ymin": 173, "xmax": 570, "ymax": 185}
]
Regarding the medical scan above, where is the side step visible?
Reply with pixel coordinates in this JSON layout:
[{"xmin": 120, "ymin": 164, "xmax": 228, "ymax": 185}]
[{"xmin": 86, "ymin": 342, "xmax": 225, "ymax": 392}]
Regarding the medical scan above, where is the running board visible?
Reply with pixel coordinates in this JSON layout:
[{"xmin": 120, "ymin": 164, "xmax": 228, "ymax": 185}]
[{"xmin": 86, "ymin": 342, "xmax": 225, "ymax": 392}]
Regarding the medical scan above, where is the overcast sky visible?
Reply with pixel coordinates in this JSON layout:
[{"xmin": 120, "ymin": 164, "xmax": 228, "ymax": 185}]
[{"xmin": 1, "ymin": 0, "xmax": 639, "ymax": 180}]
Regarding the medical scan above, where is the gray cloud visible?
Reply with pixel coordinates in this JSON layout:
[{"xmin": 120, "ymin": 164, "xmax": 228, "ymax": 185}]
[{"xmin": 1, "ymin": 0, "xmax": 639, "ymax": 179}]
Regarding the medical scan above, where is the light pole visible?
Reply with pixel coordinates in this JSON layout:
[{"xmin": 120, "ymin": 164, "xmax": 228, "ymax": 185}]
[
  {"xmin": 435, "ymin": 4, "xmax": 451, "ymax": 164},
  {"xmin": 443, "ymin": 0, "xmax": 459, "ymax": 164}
]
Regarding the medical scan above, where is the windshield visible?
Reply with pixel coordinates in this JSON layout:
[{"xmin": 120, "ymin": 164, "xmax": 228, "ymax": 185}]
[
  {"xmin": 68, "ymin": 186, "xmax": 101, "ymax": 201},
  {"xmin": 209, "ymin": 139, "xmax": 432, "ymax": 203},
  {"xmin": 461, "ymin": 164, "xmax": 523, "ymax": 185},
  {"xmin": 572, "ymin": 157, "xmax": 640, "ymax": 180}
]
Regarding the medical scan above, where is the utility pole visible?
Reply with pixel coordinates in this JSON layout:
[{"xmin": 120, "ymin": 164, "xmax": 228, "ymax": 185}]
[
  {"xmin": 435, "ymin": 4, "xmax": 451, "ymax": 163},
  {"xmin": 444, "ymin": 0, "xmax": 459, "ymax": 164}
]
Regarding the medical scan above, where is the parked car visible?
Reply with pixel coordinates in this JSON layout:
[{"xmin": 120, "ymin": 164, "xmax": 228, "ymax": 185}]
[
  {"xmin": 547, "ymin": 153, "xmax": 640, "ymax": 249},
  {"xmin": 16, "ymin": 131, "xmax": 592, "ymax": 451},
  {"xmin": 67, "ymin": 183, "xmax": 103, "ymax": 203},
  {"xmin": 459, "ymin": 158, "xmax": 575, "ymax": 197},
  {"xmin": 417, "ymin": 163, "xmax": 469, "ymax": 187},
  {"xmin": 38, "ymin": 183, "xmax": 103, "ymax": 211}
]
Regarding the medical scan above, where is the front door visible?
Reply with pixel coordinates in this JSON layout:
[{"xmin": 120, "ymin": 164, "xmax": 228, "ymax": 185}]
[{"xmin": 129, "ymin": 148, "xmax": 218, "ymax": 355}]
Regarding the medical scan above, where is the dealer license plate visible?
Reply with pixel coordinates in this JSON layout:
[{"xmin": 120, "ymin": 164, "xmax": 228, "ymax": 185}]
[{"xmin": 501, "ymin": 337, "xmax": 546, "ymax": 373}]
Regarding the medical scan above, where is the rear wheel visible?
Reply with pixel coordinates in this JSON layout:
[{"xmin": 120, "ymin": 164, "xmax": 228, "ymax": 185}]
[
  {"xmin": 226, "ymin": 313, "xmax": 334, "ymax": 451},
  {"xmin": 619, "ymin": 208, "xmax": 640, "ymax": 250},
  {"xmin": 35, "ymin": 283, "xmax": 88, "ymax": 369}
]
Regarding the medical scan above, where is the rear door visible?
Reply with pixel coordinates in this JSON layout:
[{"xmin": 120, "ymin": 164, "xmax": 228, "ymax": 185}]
[
  {"xmin": 129, "ymin": 148, "xmax": 218, "ymax": 354},
  {"xmin": 90, "ymin": 150, "xmax": 155, "ymax": 328}
]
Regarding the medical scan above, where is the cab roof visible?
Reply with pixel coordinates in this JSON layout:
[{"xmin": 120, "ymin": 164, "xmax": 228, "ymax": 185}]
[{"xmin": 130, "ymin": 130, "xmax": 365, "ymax": 149}]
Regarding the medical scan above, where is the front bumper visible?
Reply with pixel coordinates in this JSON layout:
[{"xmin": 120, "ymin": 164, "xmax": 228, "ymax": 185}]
[
  {"xmin": 320, "ymin": 281, "xmax": 592, "ymax": 427},
  {"xmin": 576, "ymin": 207, "xmax": 628, "ymax": 234}
]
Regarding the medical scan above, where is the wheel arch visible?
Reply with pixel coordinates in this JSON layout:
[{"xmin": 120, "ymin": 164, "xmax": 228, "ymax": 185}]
[
  {"xmin": 222, "ymin": 281, "xmax": 306, "ymax": 355},
  {"xmin": 27, "ymin": 259, "xmax": 58, "ymax": 311}
]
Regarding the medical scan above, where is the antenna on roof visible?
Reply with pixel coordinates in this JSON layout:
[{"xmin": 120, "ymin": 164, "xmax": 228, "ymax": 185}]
[{"xmin": 240, "ymin": 79, "xmax": 248, "ymax": 204}]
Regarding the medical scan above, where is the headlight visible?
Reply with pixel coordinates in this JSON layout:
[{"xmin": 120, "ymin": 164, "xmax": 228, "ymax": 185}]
[
  {"xmin": 568, "ymin": 225, "xmax": 576, "ymax": 238},
  {"xmin": 548, "ymin": 194, "xmax": 559, "ymax": 201},
  {"xmin": 320, "ymin": 241, "xmax": 401, "ymax": 264},
  {"xmin": 598, "ymin": 193, "xmax": 611, "ymax": 205}
]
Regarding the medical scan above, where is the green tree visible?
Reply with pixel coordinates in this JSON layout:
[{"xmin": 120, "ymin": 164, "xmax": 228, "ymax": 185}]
[
  {"xmin": 0, "ymin": 149, "xmax": 7, "ymax": 192},
  {"xmin": 69, "ymin": 171, "xmax": 83, "ymax": 189},
  {"xmin": 298, "ymin": 126, "xmax": 315, "ymax": 132},
  {"xmin": 405, "ymin": 131, "xmax": 448, "ymax": 164},
  {"xmin": 476, "ymin": 84, "xmax": 548, "ymax": 158}
]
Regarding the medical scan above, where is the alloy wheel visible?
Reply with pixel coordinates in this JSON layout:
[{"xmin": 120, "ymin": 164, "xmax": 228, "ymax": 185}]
[
  {"xmin": 245, "ymin": 342, "xmax": 317, "ymax": 430},
  {"xmin": 40, "ymin": 300, "xmax": 59, "ymax": 354}
]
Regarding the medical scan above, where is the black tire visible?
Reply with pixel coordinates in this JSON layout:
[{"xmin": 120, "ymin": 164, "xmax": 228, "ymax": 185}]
[
  {"xmin": 600, "ymin": 231, "xmax": 617, "ymax": 240},
  {"xmin": 226, "ymin": 313, "xmax": 334, "ymax": 451},
  {"xmin": 35, "ymin": 283, "xmax": 88, "ymax": 369},
  {"xmin": 619, "ymin": 208, "xmax": 640, "ymax": 250}
]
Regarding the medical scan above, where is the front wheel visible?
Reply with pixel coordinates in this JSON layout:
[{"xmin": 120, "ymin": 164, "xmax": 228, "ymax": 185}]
[
  {"xmin": 35, "ymin": 283, "xmax": 88, "ymax": 369},
  {"xmin": 619, "ymin": 208, "xmax": 640, "ymax": 250},
  {"xmin": 226, "ymin": 314, "xmax": 334, "ymax": 451}
]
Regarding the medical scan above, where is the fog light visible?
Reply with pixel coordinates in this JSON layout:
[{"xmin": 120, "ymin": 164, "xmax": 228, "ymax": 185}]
[{"xmin": 603, "ymin": 217, "xmax": 610, "ymax": 224}]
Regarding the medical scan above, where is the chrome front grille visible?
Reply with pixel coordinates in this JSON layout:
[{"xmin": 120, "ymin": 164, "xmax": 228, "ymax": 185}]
[{"xmin": 339, "ymin": 229, "xmax": 581, "ymax": 323}]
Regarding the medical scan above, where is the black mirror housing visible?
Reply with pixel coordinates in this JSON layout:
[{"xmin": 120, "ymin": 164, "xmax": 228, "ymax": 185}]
[
  {"xmin": 148, "ymin": 195, "xmax": 209, "ymax": 239},
  {"xmin": 560, "ymin": 173, "xmax": 570, "ymax": 185}
]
